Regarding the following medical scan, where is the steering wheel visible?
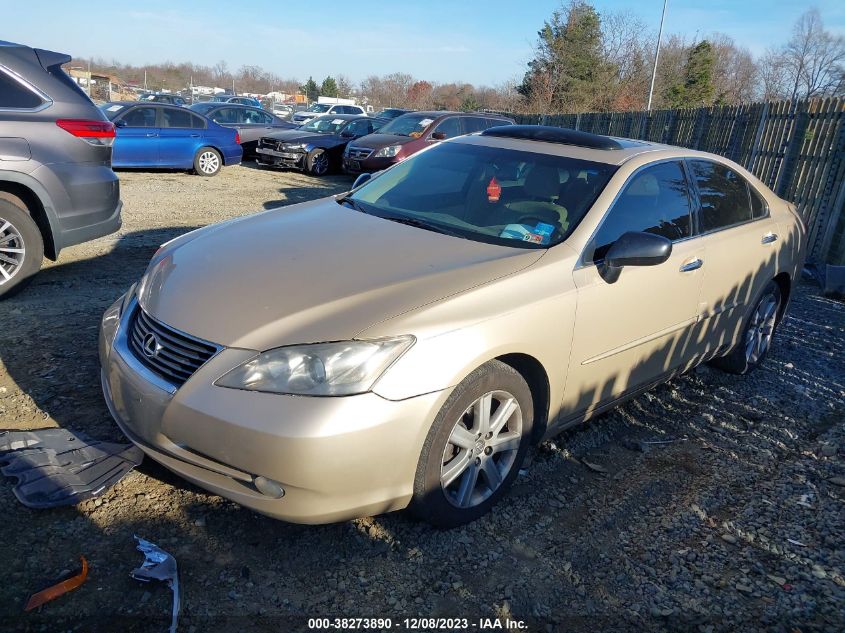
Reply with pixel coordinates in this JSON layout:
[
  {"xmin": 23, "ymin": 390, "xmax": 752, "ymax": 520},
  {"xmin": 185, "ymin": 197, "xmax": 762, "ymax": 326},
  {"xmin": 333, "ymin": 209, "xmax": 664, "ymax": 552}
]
[{"xmin": 516, "ymin": 214, "xmax": 559, "ymax": 228}]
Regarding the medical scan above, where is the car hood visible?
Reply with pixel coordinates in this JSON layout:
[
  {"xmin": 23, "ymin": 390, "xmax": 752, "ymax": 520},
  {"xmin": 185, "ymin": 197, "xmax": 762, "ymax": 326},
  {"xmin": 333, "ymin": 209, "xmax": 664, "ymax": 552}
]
[
  {"xmin": 137, "ymin": 198, "xmax": 544, "ymax": 351},
  {"xmin": 262, "ymin": 129, "xmax": 326, "ymax": 143},
  {"xmin": 349, "ymin": 133, "xmax": 414, "ymax": 150}
]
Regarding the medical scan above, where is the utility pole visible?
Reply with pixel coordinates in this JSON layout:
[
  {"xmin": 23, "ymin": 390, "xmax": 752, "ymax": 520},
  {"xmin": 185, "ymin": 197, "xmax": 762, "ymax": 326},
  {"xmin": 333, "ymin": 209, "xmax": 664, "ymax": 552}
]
[
  {"xmin": 144, "ymin": 69, "xmax": 147, "ymax": 91},
  {"xmin": 86, "ymin": 58, "xmax": 91, "ymax": 96},
  {"xmin": 647, "ymin": 0, "xmax": 668, "ymax": 111}
]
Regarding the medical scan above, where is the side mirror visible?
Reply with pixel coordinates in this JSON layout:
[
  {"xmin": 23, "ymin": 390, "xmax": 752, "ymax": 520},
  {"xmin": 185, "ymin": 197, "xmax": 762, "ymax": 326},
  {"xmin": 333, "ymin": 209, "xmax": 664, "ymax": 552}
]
[
  {"xmin": 430, "ymin": 131, "xmax": 447, "ymax": 141},
  {"xmin": 352, "ymin": 173, "xmax": 372, "ymax": 189},
  {"xmin": 114, "ymin": 119, "xmax": 127, "ymax": 128},
  {"xmin": 601, "ymin": 231, "xmax": 672, "ymax": 283},
  {"xmin": 341, "ymin": 130, "xmax": 354, "ymax": 138}
]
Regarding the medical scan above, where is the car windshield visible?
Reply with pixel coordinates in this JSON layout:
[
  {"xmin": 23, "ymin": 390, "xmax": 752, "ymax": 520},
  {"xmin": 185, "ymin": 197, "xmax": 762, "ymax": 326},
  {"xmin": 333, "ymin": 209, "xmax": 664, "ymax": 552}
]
[
  {"xmin": 99, "ymin": 103, "xmax": 127, "ymax": 119},
  {"xmin": 307, "ymin": 103, "xmax": 331, "ymax": 113},
  {"xmin": 347, "ymin": 141, "xmax": 616, "ymax": 249},
  {"xmin": 300, "ymin": 115, "xmax": 347, "ymax": 134},
  {"xmin": 379, "ymin": 113, "xmax": 436, "ymax": 137}
]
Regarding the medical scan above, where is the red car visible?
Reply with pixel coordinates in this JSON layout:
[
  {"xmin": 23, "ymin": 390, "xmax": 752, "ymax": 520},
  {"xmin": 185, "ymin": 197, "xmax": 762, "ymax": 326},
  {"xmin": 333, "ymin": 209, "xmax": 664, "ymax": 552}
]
[{"xmin": 342, "ymin": 111, "xmax": 514, "ymax": 175}]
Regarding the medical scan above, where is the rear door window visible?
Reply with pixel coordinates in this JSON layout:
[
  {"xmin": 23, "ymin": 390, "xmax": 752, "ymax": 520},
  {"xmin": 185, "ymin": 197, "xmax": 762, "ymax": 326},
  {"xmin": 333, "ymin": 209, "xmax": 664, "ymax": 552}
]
[
  {"xmin": 0, "ymin": 69, "xmax": 43, "ymax": 109},
  {"xmin": 463, "ymin": 117, "xmax": 489, "ymax": 134},
  {"xmin": 120, "ymin": 106, "xmax": 157, "ymax": 127},
  {"xmin": 590, "ymin": 161, "xmax": 693, "ymax": 261},
  {"xmin": 432, "ymin": 117, "xmax": 464, "ymax": 139},
  {"xmin": 689, "ymin": 160, "xmax": 753, "ymax": 232},
  {"xmin": 161, "ymin": 107, "xmax": 194, "ymax": 128},
  {"xmin": 212, "ymin": 107, "xmax": 243, "ymax": 124},
  {"xmin": 749, "ymin": 185, "xmax": 768, "ymax": 219}
]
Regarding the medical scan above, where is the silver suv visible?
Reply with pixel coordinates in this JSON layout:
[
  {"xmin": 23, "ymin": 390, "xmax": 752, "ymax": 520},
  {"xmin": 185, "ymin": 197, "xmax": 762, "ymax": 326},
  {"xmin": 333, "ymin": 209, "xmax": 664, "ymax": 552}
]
[{"xmin": 0, "ymin": 40, "xmax": 122, "ymax": 297}]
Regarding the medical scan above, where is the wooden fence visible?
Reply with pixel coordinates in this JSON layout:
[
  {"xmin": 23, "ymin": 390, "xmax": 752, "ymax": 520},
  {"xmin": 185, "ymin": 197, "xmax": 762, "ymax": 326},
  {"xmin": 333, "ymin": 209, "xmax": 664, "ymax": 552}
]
[{"xmin": 510, "ymin": 98, "xmax": 845, "ymax": 266}]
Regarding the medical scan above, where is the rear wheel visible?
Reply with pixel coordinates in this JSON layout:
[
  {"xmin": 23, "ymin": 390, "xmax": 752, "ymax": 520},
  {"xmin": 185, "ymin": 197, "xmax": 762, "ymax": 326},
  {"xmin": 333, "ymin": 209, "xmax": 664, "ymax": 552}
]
[
  {"xmin": 710, "ymin": 280, "xmax": 782, "ymax": 375},
  {"xmin": 194, "ymin": 147, "xmax": 222, "ymax": 176},
  {"xmin": 0, "ymin": 199, "xmax": 43, "ymax": 299},
  {"xmin": 409, "ymin": 360, "xmax": 534, "ymax": 527},
  {"xmin": 306, "ymin": 149, "xmax": 330, "ymax": 176}
]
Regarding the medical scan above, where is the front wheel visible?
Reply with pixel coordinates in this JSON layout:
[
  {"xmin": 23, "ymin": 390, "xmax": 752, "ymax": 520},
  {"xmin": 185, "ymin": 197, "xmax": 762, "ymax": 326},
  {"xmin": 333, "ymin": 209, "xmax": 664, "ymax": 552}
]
[
  {"xmin": 194, "ymin": 147, "xmax": 222, "ymax": 176},
  {"xmin": 306, "ymin": 149, "xmax": 330, "ymax": 176},
  {"xmin": 0, "ymin": 199, "xmax": 44, "ymax": 299},
  {"xmin": 409, "ymin": 360, "xmax": 534, "ymax": 527},
  {"xmin": 710, "ymin": 280, "xmax": 782, "ymax": 375}
]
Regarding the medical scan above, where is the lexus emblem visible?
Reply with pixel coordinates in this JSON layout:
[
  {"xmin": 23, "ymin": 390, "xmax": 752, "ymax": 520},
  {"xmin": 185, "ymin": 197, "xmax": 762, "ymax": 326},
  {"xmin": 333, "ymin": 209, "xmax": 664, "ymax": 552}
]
[{"xmin": 142, "ymin": 333, "xmax": 162, "ymax": 359}]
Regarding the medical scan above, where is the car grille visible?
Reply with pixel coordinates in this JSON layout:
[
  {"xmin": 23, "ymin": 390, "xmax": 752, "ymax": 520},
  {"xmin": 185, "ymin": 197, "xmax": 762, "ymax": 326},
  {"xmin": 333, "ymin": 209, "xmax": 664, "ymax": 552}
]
[
  {"xmin": 127, "ymin": 306, "xmax": 220, "ymax": 387},
  {"xmin": 346, "ymin": 146, "xmax": 373, "ymax": 160},
  {"xmin": 259, "ymin": 137, "xmax": 283, "ymax": 151}
]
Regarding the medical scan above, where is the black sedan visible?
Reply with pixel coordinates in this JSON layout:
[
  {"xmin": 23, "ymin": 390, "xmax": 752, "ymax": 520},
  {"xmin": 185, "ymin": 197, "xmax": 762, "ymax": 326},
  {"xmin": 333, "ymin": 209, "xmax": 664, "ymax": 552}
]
[
  {"xmin": 255, "ymin": 114, "xmax": 388, "ymax": 176},
  {"xmin": 189, "ymin": 102, "xmax": 295, "ymax": 158}
]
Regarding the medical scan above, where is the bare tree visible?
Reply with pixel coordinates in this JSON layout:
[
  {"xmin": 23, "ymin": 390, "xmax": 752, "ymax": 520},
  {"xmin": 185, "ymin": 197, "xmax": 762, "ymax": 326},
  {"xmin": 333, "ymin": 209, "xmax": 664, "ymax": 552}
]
[{"xmin": 780, "ymin": 9, "xmax": 845, "ymax": 99}]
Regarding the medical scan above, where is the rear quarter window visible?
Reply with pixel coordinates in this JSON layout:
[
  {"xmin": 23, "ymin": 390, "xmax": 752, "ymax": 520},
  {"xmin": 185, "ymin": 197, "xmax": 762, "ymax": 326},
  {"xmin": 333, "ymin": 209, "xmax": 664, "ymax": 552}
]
[{"xmin": 0, "ymin": 68, "xmax": 44, "ymax": 109}]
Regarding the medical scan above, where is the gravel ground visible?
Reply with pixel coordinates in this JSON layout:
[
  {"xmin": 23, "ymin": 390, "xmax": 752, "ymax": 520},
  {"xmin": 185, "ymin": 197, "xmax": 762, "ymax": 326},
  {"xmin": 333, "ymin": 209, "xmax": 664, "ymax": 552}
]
[{"xmin": 0, "ymin": 163, "xmax": 843, "ymax": 632}]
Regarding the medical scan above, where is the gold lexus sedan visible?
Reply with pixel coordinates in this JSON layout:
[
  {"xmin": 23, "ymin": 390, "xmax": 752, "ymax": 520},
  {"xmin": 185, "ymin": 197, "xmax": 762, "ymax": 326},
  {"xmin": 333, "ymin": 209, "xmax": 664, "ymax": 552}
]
[{"xmin": 100, "ymin": 125, "xmax": 805, "ymax": 527}]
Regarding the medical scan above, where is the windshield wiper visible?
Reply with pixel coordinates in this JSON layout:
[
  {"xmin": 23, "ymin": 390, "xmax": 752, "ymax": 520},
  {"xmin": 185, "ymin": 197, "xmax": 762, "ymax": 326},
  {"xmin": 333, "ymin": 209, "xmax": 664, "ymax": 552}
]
[
  {"xmin": 337, "ymin": 197, "xmax": 367, "ymax": 213},
  {"xmin": 381, "ymin": 215, "xmax": 463, "ymax": 238}
]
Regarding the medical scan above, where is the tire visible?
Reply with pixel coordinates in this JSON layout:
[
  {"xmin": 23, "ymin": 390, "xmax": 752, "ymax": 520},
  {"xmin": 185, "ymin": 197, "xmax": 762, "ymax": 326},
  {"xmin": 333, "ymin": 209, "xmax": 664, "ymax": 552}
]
[
  {"xmin": 306, "ymin": 149, "xmax": 330, "ymax": 176},
  {"xmin": 710, "ymin": 280, "xmax": 782, "ymax": 375},
  {"xmin": 0, "ymin": 199, "xmax": 43, "ymax": 299},
  {"xmin": 193, "ymin": 147, "xmax": 222, "ymax": 176},
  {"xmin": 409, "ymin": 360, "xmax": 534, "ymax": 528}
]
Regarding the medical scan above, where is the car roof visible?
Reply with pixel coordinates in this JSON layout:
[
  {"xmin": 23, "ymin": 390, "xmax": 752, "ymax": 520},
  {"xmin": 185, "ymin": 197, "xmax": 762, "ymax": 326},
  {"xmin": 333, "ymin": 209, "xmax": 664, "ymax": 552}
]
[{"xmin": 453, "ymin": 126, "xmax": 670, "ymax": 166}]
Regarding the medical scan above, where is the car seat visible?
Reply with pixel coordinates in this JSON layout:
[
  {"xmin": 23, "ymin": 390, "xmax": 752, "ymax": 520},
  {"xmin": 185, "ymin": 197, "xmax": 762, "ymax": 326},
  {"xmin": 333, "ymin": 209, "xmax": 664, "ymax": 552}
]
[{"xmin": 505, "ymin": 164, "xmax": 568, "ymax": 228}]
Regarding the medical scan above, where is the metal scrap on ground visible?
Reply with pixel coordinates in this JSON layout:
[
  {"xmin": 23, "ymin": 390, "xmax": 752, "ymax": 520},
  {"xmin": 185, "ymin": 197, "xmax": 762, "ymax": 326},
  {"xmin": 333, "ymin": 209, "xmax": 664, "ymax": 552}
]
[
  {"xmin": 23, "ymin": 555, "xmax": 88, "ymax": 612},
  {"xmin": 131, "ymin": 536, "xmax": 180, "ymax": 633},
  {"xmin": 0, "ymin": 428, "xmax": 143, "ymax": 508}
]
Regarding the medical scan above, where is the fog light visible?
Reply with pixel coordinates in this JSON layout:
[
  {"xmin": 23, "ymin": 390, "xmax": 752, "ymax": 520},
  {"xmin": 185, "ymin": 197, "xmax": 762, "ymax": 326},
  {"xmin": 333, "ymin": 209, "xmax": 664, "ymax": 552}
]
[{"xmin": 254, "ymin": 476, "xmax": 285, "ymax": 499}]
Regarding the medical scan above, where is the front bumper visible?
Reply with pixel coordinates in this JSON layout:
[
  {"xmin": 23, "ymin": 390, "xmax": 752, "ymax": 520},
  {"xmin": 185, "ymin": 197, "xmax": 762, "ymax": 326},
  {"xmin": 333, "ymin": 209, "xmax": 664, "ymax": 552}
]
[
  {"xmin": 255, "ymin": 147, "xmax": 306, "ymax": 170},
  {"xmin": 99, "ymin": 297, "xmax": 448, "ymax": 524},
  {"xmin": 342, "ymin": 155, "xmax": 398, "ymax": 175}
]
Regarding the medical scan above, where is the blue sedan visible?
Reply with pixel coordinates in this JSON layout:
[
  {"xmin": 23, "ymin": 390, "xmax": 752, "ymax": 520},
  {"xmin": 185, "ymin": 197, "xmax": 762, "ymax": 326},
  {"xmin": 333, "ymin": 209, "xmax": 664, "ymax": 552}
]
[{"xmin": 100, "ymin": 102, "xmax": 242, "ymax": 176}]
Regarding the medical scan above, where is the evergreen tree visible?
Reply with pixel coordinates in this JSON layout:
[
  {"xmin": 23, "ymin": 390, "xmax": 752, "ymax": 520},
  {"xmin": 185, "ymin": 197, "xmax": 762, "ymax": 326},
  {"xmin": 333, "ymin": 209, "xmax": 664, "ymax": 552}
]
[
  {"xmin": 518, "ymin": 1, "xmax": 614, "ymax": 112},
  {"xmin": 300, "ymin": 76, "xmax": 319, "ymax": 102},
  {"xmin": 665, "ymin": 40, "xmax": 715, "ymax": 108},
  {"xmin": 320, "ymin": 76, "xmax": 339, "ymax": 98}
]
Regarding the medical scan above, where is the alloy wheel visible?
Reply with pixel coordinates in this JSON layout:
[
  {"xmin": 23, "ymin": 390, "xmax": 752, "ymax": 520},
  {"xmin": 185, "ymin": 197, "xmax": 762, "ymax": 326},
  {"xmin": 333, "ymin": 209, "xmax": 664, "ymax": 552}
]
[
  {"xmin": 0, "ymin": 218, "xmax": 25, "ymax": 286},
  {"xmin": 198, "ymin": 151, "xmax": 220, "ymax": 175},
  {"xmin": 440, "ymin": 390, "xmax": 523, "ymax": 509},
  {"xmin": 311, "ymin": 152, "xmax": 329, "ymax": 175},
  {"xmin": 744, "ymin": 290, "xmax": 779, "ymax": 364}
]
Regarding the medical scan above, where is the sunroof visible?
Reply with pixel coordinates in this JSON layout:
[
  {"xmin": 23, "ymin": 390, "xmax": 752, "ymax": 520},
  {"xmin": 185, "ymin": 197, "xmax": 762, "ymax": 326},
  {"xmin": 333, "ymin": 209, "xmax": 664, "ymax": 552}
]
[{"xmin": 481, "ymin": 125, "xmax": 646, "ymax": 151}]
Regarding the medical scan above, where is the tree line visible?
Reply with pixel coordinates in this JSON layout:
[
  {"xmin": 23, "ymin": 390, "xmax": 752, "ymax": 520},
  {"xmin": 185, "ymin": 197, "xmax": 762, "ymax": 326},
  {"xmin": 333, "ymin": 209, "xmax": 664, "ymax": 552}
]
[{"xmin": 72, "ymin": 2, "xmax": 843, "ymax": 114}]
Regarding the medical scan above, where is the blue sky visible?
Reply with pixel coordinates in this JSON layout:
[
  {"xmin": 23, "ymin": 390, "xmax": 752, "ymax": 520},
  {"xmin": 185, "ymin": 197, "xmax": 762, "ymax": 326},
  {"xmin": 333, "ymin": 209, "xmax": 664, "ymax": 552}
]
[{"xmin": 5, "ymin": 1, "xmax": 844, "ymax": 85}]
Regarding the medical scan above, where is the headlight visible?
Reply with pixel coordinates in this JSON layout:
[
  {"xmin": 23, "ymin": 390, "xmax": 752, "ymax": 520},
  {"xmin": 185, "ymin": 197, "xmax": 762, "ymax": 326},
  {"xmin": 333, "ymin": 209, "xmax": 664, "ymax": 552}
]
[
  {"xmin": 373, "ymin": 144, "xmax": 401, "ymax": 158},
  {"xmin": 215, "ymin": 336, "xmax": 415, "ymax": 396},
  {"xmin": 282, "ymin": 143, "xmax": 307, "ymax": 151}
]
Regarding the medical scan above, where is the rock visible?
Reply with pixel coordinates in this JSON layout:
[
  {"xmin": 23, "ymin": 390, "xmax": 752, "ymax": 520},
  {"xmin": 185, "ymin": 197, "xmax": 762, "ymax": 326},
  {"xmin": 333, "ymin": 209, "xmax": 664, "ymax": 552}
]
[
  {"xmin": 819, "ymin": 444, "xmax": 837, "ymax": 457},
  {"xmin": 767, "ymin": 574, "xmax": 787, "ymax": 586},
  {"xmin": 140, "ymin": 591, "xmax": 151, "ymax": 603},
  {"xmin": 194, "ymin": 516, "xmax": 206, "ymax": 527},
  {"xmin": 721, "ymin": 533, "xmax": 738, "ymax": 544},
  {"xmin": 736, "ymin": 583, "xmax": 753, "ymax": 593},
  {"xmin": 829, "ymin": 477, "xmax": 845, "ymax": 487}
]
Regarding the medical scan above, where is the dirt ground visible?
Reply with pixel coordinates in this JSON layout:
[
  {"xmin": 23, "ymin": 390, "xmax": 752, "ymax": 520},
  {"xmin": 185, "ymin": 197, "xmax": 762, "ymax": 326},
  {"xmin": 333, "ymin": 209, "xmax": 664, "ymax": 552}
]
[{"xmin": 0, "ymin": 163, "xmax": 843, "ymax": 632}]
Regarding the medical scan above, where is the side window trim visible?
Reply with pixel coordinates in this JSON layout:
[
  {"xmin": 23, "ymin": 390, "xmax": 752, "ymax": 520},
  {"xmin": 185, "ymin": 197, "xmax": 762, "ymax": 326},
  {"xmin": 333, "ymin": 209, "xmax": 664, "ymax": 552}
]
[
  {"xmin": 0, "ymin": 64, "xmax": 52, "ymax": 112},
  {"xmin": 684, "ymin": 158, "xmax": 766, "ymax": 235},
  {"xmin": 578, "ymin": 158, "xmax": 696, "ymax": 268}
]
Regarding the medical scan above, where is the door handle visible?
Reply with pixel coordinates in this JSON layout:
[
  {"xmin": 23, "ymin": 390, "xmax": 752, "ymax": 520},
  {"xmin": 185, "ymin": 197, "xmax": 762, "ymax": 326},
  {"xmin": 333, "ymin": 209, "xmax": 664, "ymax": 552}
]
[
  {"xmin": 761, "ymin": 232, "xmax": 778, "ymax": 244},
  {"xmin": 680, "ymin": 258, "xmax": 703, "ymax": 272},
  {"xmin": 190, "ymin": 134, "xmax": 200, "ymax": 138},
  {"xmin": 145, "ymin": 133, "xmax": 158, "ymax": 137}
]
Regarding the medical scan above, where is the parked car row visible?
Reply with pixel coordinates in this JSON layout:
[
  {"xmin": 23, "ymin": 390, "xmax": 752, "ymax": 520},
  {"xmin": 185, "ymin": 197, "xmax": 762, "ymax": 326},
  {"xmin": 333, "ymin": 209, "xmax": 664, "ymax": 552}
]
[{"xmin": 254, "ymin": 110, "xmax": 516, "ymax": 176}]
